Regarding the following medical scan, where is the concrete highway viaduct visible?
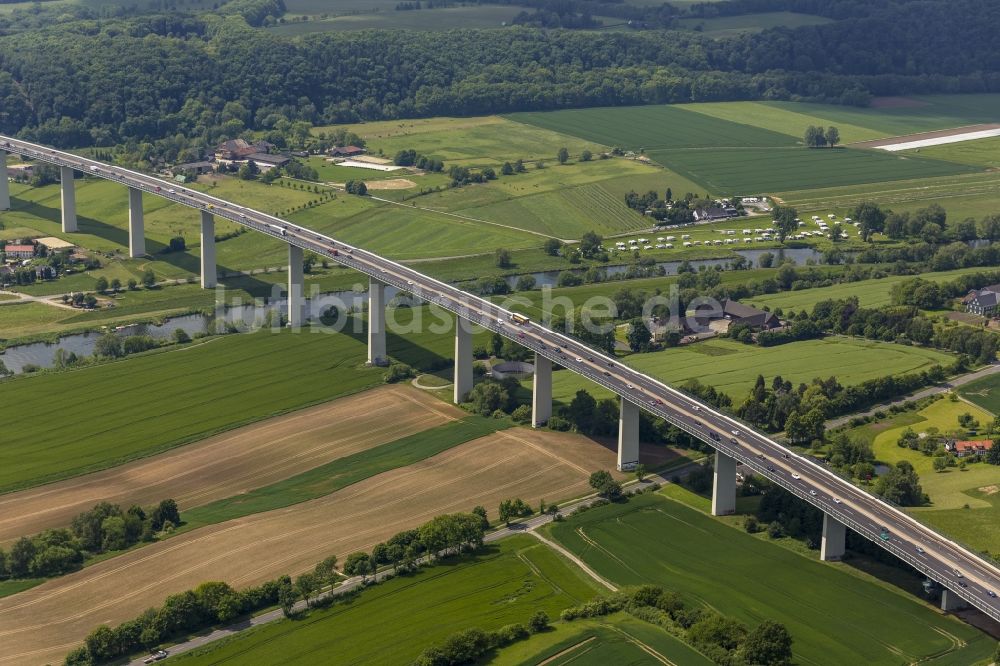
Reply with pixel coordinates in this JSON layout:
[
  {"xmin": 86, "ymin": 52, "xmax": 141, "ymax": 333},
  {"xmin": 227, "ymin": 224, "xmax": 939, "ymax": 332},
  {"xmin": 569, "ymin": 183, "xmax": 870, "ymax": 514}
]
[{"xmin": 1, "ymin": 138, "xmax": 998, "ymax": 621}]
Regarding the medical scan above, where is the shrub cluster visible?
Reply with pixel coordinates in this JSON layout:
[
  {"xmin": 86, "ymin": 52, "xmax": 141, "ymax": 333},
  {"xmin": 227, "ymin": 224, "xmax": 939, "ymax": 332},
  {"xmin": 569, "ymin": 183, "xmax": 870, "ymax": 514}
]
[
  {"xmin": 561, "ymin": 585, "xmax": 793, "ymax": 665},
  {"xmin": 0, "ymin": 499, "xmax": 179, "ymax": 580},
  {"xmin": 413, "ymin": 611, "xmax": 548, "ymax": 666}
]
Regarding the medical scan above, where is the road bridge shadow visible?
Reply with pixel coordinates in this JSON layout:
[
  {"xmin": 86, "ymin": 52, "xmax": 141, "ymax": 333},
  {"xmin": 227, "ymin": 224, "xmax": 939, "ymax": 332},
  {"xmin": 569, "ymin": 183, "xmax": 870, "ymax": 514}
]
[{"xmin": 339, "ymin": 311, "xmax": 452, "ymax": 372}]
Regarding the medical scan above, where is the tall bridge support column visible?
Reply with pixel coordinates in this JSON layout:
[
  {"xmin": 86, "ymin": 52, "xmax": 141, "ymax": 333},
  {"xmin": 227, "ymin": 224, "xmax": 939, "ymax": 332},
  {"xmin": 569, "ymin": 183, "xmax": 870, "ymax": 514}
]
[
  {"xmin": 617, "ymin": 397, "xmax": 639, "ymax": 471},
  {"xmin": 60, "ymin": 166, "xmax": 77, "ymax": 232},
  {"xmin": 820, "ymin": 514, "xmax": 846, "ymax": 561},
  {"xmin": 454, "ymin": 319, "xmax": 473, "ymax": 404},
  {"xmin": 368, "ymin": 277, "xmax": 387, "ymax": 366},
  {"xmin": 712, "ymin": 450, "xmax": 737, "ymax": 516},
  {"xmin": 128, "ymin": 187, "xmax": 145, "ymax": 257},
  {"xmin": 287, "ymin": 244, "xmax": 304, "ymax": 328},
  {"xmin": 0, "ymin": 151, "xmax": 10, "ymax": 211},
  {"xmin": 941, "ymin": 589, "xmax": 967, "ymax": 612},
  {"xmin": 200, "ymin": 211, "xmax": 216, "ymax": 289},
  {"xmin": 532, "ymin": 353, "xmax": 552, "ymax": 427}
]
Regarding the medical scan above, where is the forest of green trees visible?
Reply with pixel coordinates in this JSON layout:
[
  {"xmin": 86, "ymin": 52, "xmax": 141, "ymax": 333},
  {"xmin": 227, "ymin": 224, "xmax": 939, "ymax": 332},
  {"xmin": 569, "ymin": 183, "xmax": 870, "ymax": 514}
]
[{"xmin": 0, "ymin": 0, "xmax": 997, "ymax": 150}]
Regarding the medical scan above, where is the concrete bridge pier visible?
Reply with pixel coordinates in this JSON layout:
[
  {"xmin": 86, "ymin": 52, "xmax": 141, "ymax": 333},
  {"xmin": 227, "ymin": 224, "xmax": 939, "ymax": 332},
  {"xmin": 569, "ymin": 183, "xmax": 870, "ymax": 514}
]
[
  {"xmin": 128, "ymin": 187, "xmax": 145, "ymax": 257},
  {"xmin": 532, "ymin": 353, "xmax": 552, "ymax": 427},
  {"xmin": 60, "ymin": 166, "xmax": 77, "ymax": 232},
  {"xmin": 941, "ymin": 589, "xmax": 967, "ymax": 612},
  {"xmin": 712, "ymin": 450, "xmax": 737, "ymax": 516},
  {"xmin": 287, "ymin": 244, "xmax": 304, "ymax": 328},
  {"xmin": 368, "ymin": 277, "xmax": 387, "ymax": 366},
  {"xmin": 454, "ymin": 319, "xmax": 473, "ymax": 404},
  {"xmin": 820, "ymin": 514, "xmax": 847, "ymax": 561},
  {"xmin": 200, "ymin": 211, "xmax": 216, "ymax": 289},
  {"xmin": 617, "ymin": 397, "xmax": 639, "ymax": 471},
  {"xmin": 0, "ymin": 151, "xmax": 10, "ymax": 211}
]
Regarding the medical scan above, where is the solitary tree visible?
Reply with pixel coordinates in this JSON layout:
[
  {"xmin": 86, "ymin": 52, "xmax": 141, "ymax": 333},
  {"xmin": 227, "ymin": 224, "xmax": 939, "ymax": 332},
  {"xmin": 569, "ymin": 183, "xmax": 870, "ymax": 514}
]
[
  {"xmin": 141, "ymin": 268, "xmax": 156, "ymax": 288},
  {"xmin": 543, "ymin": 238, "xmax": 562, "ymax": 256},
  {"xmin": 824, "ymin": 126, "xmax": 840, "ymax": 148},
  {"xmin": 740, "ymin": 620, "xmax": 794, "ymax": 665},
  {"xmin": 580, "ymin": 149, "xmax": 592, "ymax": 162},
  {"xmin": 579, "ymin": 231, "xmax": 603, "ymax": 258},
  {"xmin": 853, "ymin": 201, "xmax": 887, "ymax": 241},
  {"xmin": 589, "ymin": 470, "xmax": 622, "ymax": 499},
  {"xmin": 804, "ymin": 125, "xmax": 827, "ymax": 148},
  {"xmin": 626, "ymin": 318, "xmax": 652, "ymax": 352},
  {"xmin": 557, "ymin": 147, "xmax": 569, "ymax": 164},
  {"xmin": 494, "ymin": 247, "xmax": 512, "ymax": 268},
  {"xmin": 95, "ymin": 276, "xmax": 109, "ymax": 294},
  {"xmin": 295, "ymin": 572, "xmax": 319, "ymax": 606},
  {"xmin": 94, "ymin": 332, "xmax": 123, "ymax": 358},
  {"xmin": 772, "ymin": 205, "xmax": 798, "ymax": 243}
]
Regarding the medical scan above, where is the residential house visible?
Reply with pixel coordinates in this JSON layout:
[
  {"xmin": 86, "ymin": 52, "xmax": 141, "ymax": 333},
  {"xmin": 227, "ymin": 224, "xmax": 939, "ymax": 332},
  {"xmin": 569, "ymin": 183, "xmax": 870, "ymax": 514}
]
[
  {"xmin": 4, "ymin": 243, "xmax": 35, "ymax": 259},
  {"xmin": 963, "ymin": 285, "xmax": 1000, "ymax": 316},
  {"xmin": 328, "ymin": 145, "xmax": 366, "ymax": 157},
  {"xmin": 245, "ymin": 153, "xmax": 290, "ymax": 170},
  {"xmin": 720, "ymin": 300, "xmax": 781, "ymax": 330},
  {"xmin": 214, "ymin": 139, "xmax": 275, "ymax": 161},
  {"xmin": 946, "ymin": 440, "xmax": 994, "ymax": 458},
  {"xmin": 173, "ymin": 161, "xmax": 215, "ymax": 176},
  {"xmin": 693, "ymin": 206, "xmax": 739, "ymax": 222},
  {"xmin": 6, "ymin": 164, "xmax": 34, "ymax": 179}
]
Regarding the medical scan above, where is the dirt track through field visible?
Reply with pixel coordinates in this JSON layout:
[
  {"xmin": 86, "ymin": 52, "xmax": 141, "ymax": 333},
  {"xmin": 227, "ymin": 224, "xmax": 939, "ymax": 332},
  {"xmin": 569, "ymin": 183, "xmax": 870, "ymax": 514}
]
[
  {"xmin": 0, "ymin": 429, "xmax": 660, "ymax": 665},
  {"xmin": 0, "ymin": 385, "xmax": 461, "ymax": 545}
]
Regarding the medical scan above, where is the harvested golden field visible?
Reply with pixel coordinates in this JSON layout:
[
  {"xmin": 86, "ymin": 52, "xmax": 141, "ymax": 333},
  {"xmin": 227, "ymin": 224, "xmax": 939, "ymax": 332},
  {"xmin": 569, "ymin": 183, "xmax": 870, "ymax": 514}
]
[
  {"xmin": 0, "ymin": 385, "xmax": 462, "ymax": 545},
  {"xmin": 0, "ymin": 429, "xmax": 667, "ymax": 665}
]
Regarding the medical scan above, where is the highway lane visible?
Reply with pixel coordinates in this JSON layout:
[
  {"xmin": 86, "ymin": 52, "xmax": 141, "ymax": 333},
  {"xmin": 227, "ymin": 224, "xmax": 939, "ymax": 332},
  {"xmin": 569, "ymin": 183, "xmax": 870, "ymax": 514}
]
[{"xmin": 3, "ymin": 135, "xmax": 1000, "ymax": 620}]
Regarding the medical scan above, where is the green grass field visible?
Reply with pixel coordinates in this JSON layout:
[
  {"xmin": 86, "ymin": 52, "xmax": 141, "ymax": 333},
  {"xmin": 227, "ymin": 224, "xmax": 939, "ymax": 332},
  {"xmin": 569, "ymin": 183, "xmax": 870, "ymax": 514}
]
[
  {"xmin": 540, "ymin": 337, "xmax": 954, "ymax": 405},
  {"xmin": 677, "ymin": 100, "xmax": 884, "ymax": 144},
  {"xmin": 780, "ymin": 169, "xmax": 1000, "ymax": 216},
  {"xmin": 745, "ymin": 266, "xmax": 992, "ymax": 312},
  {"xmin": 958, "ymin": 372, "xmax": 1000, "ymax": 414},
  {"xmin": 547, "ymin": 491, "xmax": 996, "ymax": 666},
  {"xmin": 314, "ymin": 115, "xmax": 606, "ymax": 167},
  {"xmin": 651, "ymin": 146, "xmax": 978, "ymax": 194},
  {"xmin": 495, "ymin": 615, "xmax": 714, "ymax": 666},
  {"xmin": 677, "ymin": 11, "xmax": 832, "ymax": 35},
  {"xmin": 0, "ymin": 308, "xmax": 488, "ymax": 492},
  {"xmin": 181, "ymin": 416, "xmax": 506, "ymax": 530},
  {"xmin": 508, "ymin": 105, "xmax": 796, "ymax": 151},
  {"xmin": 680, "ymin": 96, "xmax": 1000, "ymax": 144},
  {"xmin": 843, "ymin": 398, "xmax": 1000, "ymax": 555},
  {"xmin": 509, "ymin": 102, "xmax": 980, "ymax": 195},
  {"xmin": 773, "ymin": 95, "xmax": 1000, "ymax": 139},
  {"xmin": 173, "ymin": 535, "xmax": 601, "ymax": 666}
]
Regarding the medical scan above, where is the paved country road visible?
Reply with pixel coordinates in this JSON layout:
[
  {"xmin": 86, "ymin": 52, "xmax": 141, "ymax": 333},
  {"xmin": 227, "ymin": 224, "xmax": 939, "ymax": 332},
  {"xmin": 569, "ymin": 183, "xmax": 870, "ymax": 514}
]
[{"xmin": 824, "ymin": 361, "xmax": 1000, "ymax": 431}]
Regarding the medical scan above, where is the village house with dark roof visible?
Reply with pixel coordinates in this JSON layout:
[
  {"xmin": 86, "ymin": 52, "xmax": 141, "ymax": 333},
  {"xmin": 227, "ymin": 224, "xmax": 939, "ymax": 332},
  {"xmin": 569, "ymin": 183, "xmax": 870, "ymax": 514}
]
[
  {"xmin": 963, "ymin": 284, "xmax": 1000, "ymax": 317},
  {"xmin": 328, "ymin": 145, "xmax": 366, "ymax": 157},
  {"xmin": 721, "ymin": 300, "xmax": 782, "ymax": 330},
  {"xmin": 214, "ymin": 139, "xmax": 276, "ymax": 161}
]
